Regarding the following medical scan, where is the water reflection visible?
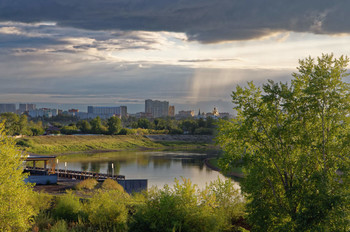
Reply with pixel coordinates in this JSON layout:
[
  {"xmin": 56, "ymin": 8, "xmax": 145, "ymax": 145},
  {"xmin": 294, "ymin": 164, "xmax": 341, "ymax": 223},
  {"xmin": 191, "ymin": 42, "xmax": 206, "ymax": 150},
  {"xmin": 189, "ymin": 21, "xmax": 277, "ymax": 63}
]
[{"xmin": 59, "ymin": 151, "xmax": 237, "ymax": 189}]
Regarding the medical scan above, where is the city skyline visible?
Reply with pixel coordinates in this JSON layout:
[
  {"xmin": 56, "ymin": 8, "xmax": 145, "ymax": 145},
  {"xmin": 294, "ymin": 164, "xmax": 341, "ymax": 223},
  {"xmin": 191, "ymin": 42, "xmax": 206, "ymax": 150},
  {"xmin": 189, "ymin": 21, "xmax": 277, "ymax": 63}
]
[{"xmin": 1, "ymin": 1, "xmax": 350, "ymax": 113}]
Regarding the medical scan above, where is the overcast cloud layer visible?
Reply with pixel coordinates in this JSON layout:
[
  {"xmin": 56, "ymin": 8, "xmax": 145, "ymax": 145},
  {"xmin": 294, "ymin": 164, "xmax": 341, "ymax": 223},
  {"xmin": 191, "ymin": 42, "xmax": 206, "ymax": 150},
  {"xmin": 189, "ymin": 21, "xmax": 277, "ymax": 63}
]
[
  {"xmin": 1, "ymin": 0, "xmax": 350, "ymax": 42},
  {"xmin": 0, "ymin": 1, "xmax": 350, "ymax": 113}
]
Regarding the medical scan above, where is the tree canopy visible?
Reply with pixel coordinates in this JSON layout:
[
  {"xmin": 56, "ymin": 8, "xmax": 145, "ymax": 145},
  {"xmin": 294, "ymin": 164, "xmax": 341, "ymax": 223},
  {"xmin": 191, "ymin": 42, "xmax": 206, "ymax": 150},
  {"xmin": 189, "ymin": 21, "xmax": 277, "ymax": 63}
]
[
  {"xmin": 217, "ymin": 54, "xmax": 350, "ymax": 231},
  {"xmin": 0, "ymin": 122, "xmax": 35, "ymax": 231}
]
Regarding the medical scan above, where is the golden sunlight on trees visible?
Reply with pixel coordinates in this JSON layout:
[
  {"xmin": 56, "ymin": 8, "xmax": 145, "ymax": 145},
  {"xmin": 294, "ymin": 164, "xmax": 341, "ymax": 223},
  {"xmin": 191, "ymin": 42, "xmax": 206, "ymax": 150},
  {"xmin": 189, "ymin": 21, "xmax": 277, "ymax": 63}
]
[
  {"xmin": 0, "ymin": 122, "xmax": 35, "ymax": 231},
  {"xmin": 217, "ymin": 54, "xmax": 350, "ymax": 231}
]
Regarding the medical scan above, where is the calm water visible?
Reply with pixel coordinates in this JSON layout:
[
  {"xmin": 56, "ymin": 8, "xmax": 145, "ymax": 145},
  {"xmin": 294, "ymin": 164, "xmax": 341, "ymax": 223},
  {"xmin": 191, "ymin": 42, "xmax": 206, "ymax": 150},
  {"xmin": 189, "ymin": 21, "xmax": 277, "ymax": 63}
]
[{"xmin": 57, "ymin": 151, "xmax": 237, "ymax": 189}]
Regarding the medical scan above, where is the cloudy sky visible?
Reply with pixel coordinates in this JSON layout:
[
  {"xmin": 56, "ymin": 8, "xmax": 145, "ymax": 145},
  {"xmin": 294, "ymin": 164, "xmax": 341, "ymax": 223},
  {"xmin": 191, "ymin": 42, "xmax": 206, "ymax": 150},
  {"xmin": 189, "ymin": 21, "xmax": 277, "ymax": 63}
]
[{"xmin": 1, "ymin": 0, "xmax": 350, "ymax": 113}]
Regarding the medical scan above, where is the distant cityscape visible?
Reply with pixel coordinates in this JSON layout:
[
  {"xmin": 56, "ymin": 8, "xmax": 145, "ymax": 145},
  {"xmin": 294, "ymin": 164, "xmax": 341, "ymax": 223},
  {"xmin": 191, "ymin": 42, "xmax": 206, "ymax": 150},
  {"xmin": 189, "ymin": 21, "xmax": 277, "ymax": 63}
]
[{"xmin": 0, "ymin": 100, "xmax": 232, "ymax": 120}]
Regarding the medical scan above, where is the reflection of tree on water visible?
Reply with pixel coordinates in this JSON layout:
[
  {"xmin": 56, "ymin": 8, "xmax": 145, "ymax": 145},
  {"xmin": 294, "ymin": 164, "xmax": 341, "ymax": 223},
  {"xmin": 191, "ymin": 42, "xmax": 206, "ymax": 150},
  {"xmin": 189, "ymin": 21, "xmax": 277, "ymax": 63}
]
[
  {"xmin": 181, "ymin": 159, "xmax": 204, "ymax": 170},
  {"xmin": 136, "ymin": 156, "xmax": 150, "ymax": 167},
  {"xmin": 90, "ymin": 162, "xmax": 101, "ymax": 173},
  {"xmin": 107, "ymin": 161, "xmax": 120, "ymax": 175},
  {"xmin": 81, "ymin": 162, "xmax": 89, "ymax": 172},
  {"xmin": 152, "ymin": 157, "xmax": 171, "ymax": 169}
]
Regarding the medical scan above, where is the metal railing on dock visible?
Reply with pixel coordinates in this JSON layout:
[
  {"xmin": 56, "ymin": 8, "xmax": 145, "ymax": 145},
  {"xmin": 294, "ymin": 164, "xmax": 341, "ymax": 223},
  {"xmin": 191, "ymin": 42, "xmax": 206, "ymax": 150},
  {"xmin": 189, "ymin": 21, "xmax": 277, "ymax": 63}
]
[{"xmin": 25, "ymin": 166, "xmax": 125, "ymax": 181}]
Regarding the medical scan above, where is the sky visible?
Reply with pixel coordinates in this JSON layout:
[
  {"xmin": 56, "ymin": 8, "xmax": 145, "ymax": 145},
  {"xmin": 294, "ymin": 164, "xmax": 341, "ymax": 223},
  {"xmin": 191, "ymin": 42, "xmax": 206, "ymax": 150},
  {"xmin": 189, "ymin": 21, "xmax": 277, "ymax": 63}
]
[{"xmin": 1, "ymin": 1, "xmax": 350, "ymax": 113}]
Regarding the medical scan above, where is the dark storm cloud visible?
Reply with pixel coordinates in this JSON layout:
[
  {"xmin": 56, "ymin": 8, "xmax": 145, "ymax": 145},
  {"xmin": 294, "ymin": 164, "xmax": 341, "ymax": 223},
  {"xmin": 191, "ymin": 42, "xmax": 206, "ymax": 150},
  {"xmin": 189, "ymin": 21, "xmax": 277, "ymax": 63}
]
[{"xmin": 0, "ymin": 0, "xmax": 349, "ymax": 43}]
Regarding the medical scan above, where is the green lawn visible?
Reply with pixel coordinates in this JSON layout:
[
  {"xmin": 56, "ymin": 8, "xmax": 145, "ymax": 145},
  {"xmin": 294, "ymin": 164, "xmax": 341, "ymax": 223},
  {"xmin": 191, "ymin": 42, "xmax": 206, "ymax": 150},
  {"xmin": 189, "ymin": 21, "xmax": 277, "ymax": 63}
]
[{"xmin": 16, "ymin": 135, "xmax": 214, "ymax": 154}]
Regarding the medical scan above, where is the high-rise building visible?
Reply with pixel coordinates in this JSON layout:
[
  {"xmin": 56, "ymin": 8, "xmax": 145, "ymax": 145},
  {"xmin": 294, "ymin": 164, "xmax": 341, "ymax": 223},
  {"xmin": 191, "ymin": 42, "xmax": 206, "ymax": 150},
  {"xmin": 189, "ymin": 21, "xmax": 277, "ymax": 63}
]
[
  {"xmin": 19, "ymin": 103, "xmax": 36, "ymax": 113},
  {"xmin": 176, "ymin": 110, "xmax": 195, "ymax": 119},
  {"xmin": 145, "ymin": 99, "xmax": 169, "ymax": 118},
  {"xmin": 0, "ymin": 104, "xmax": 16, "ymax": 114},
  {"xmin": 168, "ymin": 105, "xmax": 175, "ymax": 117},
  {"xmin": 86, "ymin": 106, "xmax": 128, "ymax": 118}
]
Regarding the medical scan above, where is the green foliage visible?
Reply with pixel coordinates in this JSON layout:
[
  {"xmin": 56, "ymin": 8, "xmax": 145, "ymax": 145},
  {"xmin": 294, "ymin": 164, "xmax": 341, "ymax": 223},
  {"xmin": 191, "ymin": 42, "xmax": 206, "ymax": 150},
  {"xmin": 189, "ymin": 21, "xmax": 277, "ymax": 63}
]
[
  {"xmin": 75, "ymin": 179, "xmax": 98, "ymax": 190},
  {"xmin": 52, "ymin": 192, "xmax": 85, "ymax": 222},
  {"xmin": 0, "ymin": 112, "xmax": 32, "ymax": 135},
  {"xmin": 194, "ymin": 127, "xmax": 214, "ymax": 135},
  {"xmin": 107, "ymin": 116, "xmax": 122, "ymax": 135},
  {"xmin": 90, "ymin": 116, "xmax": 107, "ymax": 134},
  {"xmin": 29, "ymin": 191, "xmax": 54, "ymax": 215},
  {"xmin": 137, "ymin": 118, "xmax": 151, "ymax": 129},
  {"xmin": 101, "ymin": 178, "xmax": 125, "ymax": 192},
  {"xmin": 61, "ymin": 125, "xmax": 79, "ymax": 135},
  {"xmin": 217, "ymin": 54, "xmax": 350, "ymax": 231},
  {"xmin": 50, "ymin": 220, "xmax": 69, "ymax": 232},
  {"xmin": 180, "ymin": 119, "xmax": 198, "ymax": 134},
  {"xmin": 77, "ymin": 120, "xmax": 91, "ymax": 133},
  {"xmin": 130, "ymin": 178, "xmax": 243, "ymax": 232},
  {"xmin": 0, "ymin": 122, "xmax": 35, "ymax": 231},
  {"xmin": 86, "ymin": 190, "xmax": 129, "ymax": 231}
]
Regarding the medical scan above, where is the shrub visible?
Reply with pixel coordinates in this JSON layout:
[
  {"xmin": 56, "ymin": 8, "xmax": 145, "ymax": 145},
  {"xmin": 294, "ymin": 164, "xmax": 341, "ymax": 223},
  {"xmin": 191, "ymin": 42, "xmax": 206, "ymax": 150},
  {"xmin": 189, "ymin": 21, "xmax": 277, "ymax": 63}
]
[
  {"xmin": 29, "ymin": 191, "xmax": 53, "ymax": 216},
  {"xmin": 52, "ymin": 192, "xmax": 84, "ymax": 222},
  {"xmin": 130, "ymin": 178, "xmax": 223, "ymax": 232},
  {"xmin": 101, "ymin": 178, "xmax": 124, "ymax": 192},
  {"xmin": 86, "ymin": 190, "xmax": 129, "ymax": 231},
  {"xmin": 75, "ymin": 179, "xmax": 98, "ymax": 190},
  {"xmin": 50, "ymin": 220, "xmax": 69, "ymax": 232}
]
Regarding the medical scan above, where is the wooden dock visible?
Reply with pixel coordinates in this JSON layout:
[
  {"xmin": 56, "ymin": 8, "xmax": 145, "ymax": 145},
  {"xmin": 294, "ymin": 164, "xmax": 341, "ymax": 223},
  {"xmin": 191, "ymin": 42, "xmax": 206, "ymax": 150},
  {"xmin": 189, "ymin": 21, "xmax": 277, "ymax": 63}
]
[{"xmin": 25, "ymin": 166, "xmax": 125, "ymax": 181}]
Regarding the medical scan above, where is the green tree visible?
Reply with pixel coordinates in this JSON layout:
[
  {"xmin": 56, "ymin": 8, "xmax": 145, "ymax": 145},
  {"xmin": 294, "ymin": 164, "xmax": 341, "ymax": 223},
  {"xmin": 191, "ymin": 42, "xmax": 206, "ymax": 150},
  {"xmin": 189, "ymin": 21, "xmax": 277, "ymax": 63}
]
[
  {"xmin": 107, "ymin": 116, "xmax": 122, "ymax": 135},
  {"xmin": 90, "ymin": 116, "xmax": 106, "ymax": 134},
  {"xmin": 180, "ymin": 119, "xmax": 198, "ymax": 134},
  {"xmin": 137, "ymin": 118, "xmax": 151, "ymax": 129},
  {"xmin": 0, "ymin": 112, "xmax": 20, "ymax": 135},
  {"xmin": 77, "ymin": 120, "xmax": 91, "ymax": 133},
  {"xmin": 0, "ymin": 122, "xmax": 35, "ymax": 231},
  {"xmin": 217, "ymin": 54, "xmax": 350, "ymax": 231}
]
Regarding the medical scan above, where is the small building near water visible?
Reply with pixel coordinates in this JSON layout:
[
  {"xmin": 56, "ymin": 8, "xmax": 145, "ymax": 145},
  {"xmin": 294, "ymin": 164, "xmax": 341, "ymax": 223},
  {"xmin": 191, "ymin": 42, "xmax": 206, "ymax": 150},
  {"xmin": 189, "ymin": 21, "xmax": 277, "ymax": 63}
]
[{"xmin": 24, "ymin": 154, "xmax": 58, "ymax": 185}]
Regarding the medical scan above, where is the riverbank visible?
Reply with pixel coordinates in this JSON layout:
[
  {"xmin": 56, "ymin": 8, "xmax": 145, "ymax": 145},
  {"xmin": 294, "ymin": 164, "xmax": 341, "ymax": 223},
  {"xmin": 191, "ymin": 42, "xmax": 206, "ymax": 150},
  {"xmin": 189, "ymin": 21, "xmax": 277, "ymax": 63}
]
[
  {"xmin": 205, "ymin": 158, "xmax": 244, "ymax": 178},
  {"xmin": 16, "ymin": 134, "xmax": 218, "ymax": 155}
]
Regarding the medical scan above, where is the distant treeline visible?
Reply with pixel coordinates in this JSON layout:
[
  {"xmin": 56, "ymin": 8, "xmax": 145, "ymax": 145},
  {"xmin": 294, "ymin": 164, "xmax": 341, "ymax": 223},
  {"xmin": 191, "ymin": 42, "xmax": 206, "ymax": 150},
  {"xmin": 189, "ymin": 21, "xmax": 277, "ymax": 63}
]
[{"xmin": 0, "ymin": 112, "xmax": 223, "ymax": 136}]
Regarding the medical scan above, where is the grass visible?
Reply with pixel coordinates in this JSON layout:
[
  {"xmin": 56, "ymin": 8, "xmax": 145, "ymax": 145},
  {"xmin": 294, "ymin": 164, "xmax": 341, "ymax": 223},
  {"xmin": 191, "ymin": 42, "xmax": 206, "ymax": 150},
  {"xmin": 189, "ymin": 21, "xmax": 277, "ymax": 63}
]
[
  {"xmin": 16, "ymin": 135, "xmax": 213, "ymax": 155},
  {"xmin": 207, "ymin": 157, "xmax": 244, "ymax": 178}
]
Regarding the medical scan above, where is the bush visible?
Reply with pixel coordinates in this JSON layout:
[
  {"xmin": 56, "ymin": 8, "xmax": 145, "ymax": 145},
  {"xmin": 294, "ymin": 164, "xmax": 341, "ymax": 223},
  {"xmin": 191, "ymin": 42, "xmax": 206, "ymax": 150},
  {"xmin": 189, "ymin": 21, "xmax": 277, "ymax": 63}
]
[
  {"xmin": 75, "ymin": 179, "xmax": 98, "ymax": 190},
  {"xmin": 194, "ymin": 127, "xmax": 214, "ymax": 135},
  {"xmin": 118, "ymin": 128, "xmax": 136, "ymax": 135},
  {"xmin": 52, "ymin": 192, "xmax": 84, "ymax": 222},
  {"xmin": 50, "ymin": 220, "xmax": 69, "ymax": 232},
  {"xmin": 101, "ymin": 178, "xmax": 124, "ymax": 192},
  {"xmin": 86, "ymin": 190, "xmax": 129, "ymax": 231},
  {"xmin": 130, "ymin": 178, "xmax": 225, "ymax": 232}
]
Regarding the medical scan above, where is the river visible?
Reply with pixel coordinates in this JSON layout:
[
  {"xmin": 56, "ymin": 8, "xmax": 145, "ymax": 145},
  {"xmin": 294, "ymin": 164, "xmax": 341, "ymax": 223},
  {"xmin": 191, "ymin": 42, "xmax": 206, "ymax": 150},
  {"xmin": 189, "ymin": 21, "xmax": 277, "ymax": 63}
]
[{"xmin": 57, "ymin": 150, "xmax": 239, "ymax": 189}]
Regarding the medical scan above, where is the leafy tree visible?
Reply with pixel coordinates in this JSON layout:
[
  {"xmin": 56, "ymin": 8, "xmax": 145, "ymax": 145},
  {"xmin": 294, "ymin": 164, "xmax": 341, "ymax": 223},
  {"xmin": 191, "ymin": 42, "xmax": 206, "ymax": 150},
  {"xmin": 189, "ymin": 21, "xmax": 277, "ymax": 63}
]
[
  {"xmin": 137, "ymin": 118, "xmax": 151, "ymax": 129},
  {"xmin": 61, "ymin": 125, "xmax": 79, "ymax": 135},
  {"xmin": 77, "ymin": 120, "xmax": 91, "ymax": 133},
  {"xmin": 107, "ymin": 116, "xmax": 122, "ymax": 135},
  {"xmin": 0, "ymin": 122, "xmax": 35, "ymax": 231},
  {"xmin": 0, "ymin": 112, "xmax": 20, "ymax": 135},
  {"xmin": 90, "ymin": 116, "xmax": 106, "ymax": 134},
  {"xmin": 180, "ymin": 119, "xmax": 198, "ymax": 134},
  {"xmin": 154, "ymin": 118, "xmax": 167, "ymax": 130},
  {"xmin": 217, "ymin": 54, "xmax": 350, "ymax": 231}
]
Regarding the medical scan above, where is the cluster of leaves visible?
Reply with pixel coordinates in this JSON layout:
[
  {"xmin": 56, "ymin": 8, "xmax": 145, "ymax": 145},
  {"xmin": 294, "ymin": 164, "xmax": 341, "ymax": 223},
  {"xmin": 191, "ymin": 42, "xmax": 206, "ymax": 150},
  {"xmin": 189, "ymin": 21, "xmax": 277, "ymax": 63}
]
[
  {"xmin": 126, "ymin": 117, "xmax": 218, "ymax": 135},
  {"xmin": 217, "ymin": 54, "xmax": 350, "ymax": 231},
  {"xmin": 0, "ymin": 113, "xmax": 44, "ymax": 136},
  {"xmin": 0, "ymin": 122, "xmax": 35, "ymax": 231},
  {"xmin": 30, "ymin": 178, "xmax": 245, "ymax": 232}
]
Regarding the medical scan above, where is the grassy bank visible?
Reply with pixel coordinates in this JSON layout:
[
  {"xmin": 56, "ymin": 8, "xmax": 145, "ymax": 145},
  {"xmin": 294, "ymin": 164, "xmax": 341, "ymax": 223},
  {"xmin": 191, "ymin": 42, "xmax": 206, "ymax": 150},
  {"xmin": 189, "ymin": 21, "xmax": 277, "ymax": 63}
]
[
  {"xmin": 16, "ymin": 135, "xmax": 215, "ymax": 154},
  {"xmin": 206, "ymin": 157, "xmax": 244, "ymax": 178}
]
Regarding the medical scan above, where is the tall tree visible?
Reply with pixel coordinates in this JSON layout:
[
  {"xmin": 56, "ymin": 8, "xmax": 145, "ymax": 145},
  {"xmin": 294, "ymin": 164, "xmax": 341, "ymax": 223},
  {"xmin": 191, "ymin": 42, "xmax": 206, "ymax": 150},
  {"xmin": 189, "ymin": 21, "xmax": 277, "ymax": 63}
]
[
  {"xmin": 0, "ymin": 122, "xmax": 34, "ymax": 230},
  {"xmin": 107, "ymin": 116, "xmax": 122, "ymax": 135},
  {"xmin": 77, "ymin": 120, "xmax": 91, "ymax": 134},
  {"xmin": 90, "ymin": 117, "xmax": 104, "ymax": 134},
  {"xmin": 217, "ymin": 54, "xmax": 350, "ymax": 231}
]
